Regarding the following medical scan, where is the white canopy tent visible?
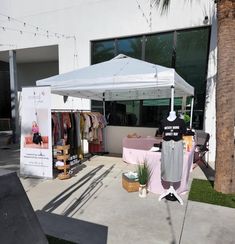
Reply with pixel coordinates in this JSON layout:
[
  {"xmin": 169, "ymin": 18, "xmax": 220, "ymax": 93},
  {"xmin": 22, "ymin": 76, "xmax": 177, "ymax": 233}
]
[{"xmin": 36, "ymin": 54, "xmax": 194, "ymax": 127}]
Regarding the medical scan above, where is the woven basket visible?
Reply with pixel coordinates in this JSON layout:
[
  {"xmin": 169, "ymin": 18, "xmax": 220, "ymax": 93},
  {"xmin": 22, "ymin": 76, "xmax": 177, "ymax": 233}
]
[{"xmin": 122, "ymin": 173, "xmax": 139, "ymax": 192}]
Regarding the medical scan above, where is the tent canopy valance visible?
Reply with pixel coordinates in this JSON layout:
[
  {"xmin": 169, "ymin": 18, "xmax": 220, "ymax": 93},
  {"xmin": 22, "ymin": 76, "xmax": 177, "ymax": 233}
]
[{"xmin": 36, "ymin": 54, "xmax": 194, "ymax": 101}]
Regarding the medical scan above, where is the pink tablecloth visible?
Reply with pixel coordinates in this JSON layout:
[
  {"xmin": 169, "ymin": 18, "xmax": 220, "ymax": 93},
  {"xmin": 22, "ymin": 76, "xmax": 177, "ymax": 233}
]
[
  {"xmin": 122, "ymin": 147, "xmax": 194, "ymax": 195},
  {"xmin": 122, "ymin": 137, "xmax": 162, "ymax": 150}
]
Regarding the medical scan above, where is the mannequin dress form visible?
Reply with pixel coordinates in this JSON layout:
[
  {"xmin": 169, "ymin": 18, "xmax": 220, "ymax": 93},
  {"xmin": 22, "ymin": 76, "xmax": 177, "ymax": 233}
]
[
  {"xmin": 158, "ymin": 111, "xmax": 184, "ymax": 205},
  {"xmin": 167, "ymin": 111, "xmax": 177, "ymax": 121}
]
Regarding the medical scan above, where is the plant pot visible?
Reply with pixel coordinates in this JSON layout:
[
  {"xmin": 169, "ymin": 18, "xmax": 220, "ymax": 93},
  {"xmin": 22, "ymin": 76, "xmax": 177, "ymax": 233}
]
[{"xmin": 139, "ymin": 184, "xmax": 147, "ymax": 198}]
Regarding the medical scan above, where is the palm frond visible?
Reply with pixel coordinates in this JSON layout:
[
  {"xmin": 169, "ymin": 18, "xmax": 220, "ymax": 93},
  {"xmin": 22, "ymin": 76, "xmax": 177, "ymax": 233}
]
[{"xmin": 151, "ymin": 0, "xmax": 171, "ymax": 15}]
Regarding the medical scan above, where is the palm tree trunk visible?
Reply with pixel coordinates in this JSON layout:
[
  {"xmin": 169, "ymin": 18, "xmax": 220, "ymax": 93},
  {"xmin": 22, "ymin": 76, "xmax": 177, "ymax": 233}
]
[{"xmin": 214, "ymin": 0, "xmax": 235, "ymax": 193}]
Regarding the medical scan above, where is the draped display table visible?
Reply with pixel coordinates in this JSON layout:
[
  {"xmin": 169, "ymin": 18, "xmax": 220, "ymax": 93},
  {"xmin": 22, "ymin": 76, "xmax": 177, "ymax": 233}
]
[
  {"xmin": 122, "ymin": 136, "xmax": 162, "ymax": 150},
  {"xmin": 122, "ymin": 137, "xmax": 194, "ymax": 195}
]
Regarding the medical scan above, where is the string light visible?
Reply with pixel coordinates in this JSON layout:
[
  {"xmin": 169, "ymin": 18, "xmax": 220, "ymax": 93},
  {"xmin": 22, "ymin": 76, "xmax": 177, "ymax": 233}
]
[
  {"xmin": 149, "ymin": 0, "xmax": 153, "ymax": 30},
  {"xmin": 0, "ymin": 12, "xmax": 75, "ymax": 39},
  {"xmin": 73, "ymin": 35, "xmax": 79, "ymax": 69},
  {"xmin": 0, "ymin": 25, "xmax": 51, "ymax": 38},
  {"xmin": 135, "ymin": 0, "xmax": 154, "ymax": 31},
  {"xmin": 135, "ymin": 0, "xmax": 149, "ymax": 25},
  {"xmin": 0, "ymin": 12, "xmax": 78, "ymax": 68},
  {"xmin": 0, "ymin": 43, "xmax": 17, "ymax": 48}
]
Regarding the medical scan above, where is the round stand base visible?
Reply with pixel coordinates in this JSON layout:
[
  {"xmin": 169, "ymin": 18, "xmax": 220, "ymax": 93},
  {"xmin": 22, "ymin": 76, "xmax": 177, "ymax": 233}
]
[
  {"xmin": 165, "ymin": 193, "xmax": 178, "ymax": 201},
  {"xmin": 58, "ymin": 173, "xmax": 70, "ymax": 180}
]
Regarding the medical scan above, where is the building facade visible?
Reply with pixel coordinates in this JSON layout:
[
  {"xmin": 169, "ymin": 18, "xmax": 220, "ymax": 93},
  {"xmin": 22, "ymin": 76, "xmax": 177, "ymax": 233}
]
[{"xmin": 0, "ymin": 0, "xmax": 216, "ymax": 161}]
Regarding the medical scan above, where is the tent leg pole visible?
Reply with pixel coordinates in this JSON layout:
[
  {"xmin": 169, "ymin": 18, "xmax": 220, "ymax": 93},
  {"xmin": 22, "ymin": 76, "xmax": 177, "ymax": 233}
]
[
  {"xmin": 171, "ymin": 86, "xmax": 174, "ymax": 112},
  {"xmin": 189, "ymin": 97, "xmax": 194, "ymax": 129},
  {"xmin": 102, "ymin": 93, "xmax": 106, "ymax": 118},
  {"xmin": 102, "ymin": 93, "xmax": 107, "ymax": 153}
]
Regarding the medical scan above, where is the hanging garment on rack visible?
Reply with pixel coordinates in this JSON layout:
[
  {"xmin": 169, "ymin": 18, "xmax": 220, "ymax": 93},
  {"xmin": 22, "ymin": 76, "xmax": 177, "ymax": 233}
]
[
  {"xmin": 62, "ymin": 112, "xmax": 72, "ymax": 145},
  {"xmin": 84, "ymin": 112, "xmax": 107, "ymax": 154},
  {"xmin": 74, "ymin": 112, "xmax": 81, "ymax": 148},
  {"xmin": 52, "ymin": 111, "xmax": 106, "ymax": 156},
  {"xmin": 52, "ymin": 113, "xmax": 59, "ymax": 145},
  {"xmin": 67, "ymin": 113, "xmax": 78, "ymax": 156}
]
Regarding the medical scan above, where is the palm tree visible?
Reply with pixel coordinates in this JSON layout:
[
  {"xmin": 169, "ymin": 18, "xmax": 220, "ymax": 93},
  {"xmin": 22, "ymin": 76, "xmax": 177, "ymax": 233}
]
[
  {"xmin": 214, "ymin": 0, "xmax": 235, "ymax": 193},
  {"xmin": 153, "ymin": 0, "xmax": 235, "ymax": 193}
]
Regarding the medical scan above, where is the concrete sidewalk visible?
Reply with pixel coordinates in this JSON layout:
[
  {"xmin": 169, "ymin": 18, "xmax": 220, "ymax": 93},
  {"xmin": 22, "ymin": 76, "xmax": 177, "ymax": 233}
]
[{"xmin": 0, "ymin": 143, "xmax": 235, "ymax": 244}]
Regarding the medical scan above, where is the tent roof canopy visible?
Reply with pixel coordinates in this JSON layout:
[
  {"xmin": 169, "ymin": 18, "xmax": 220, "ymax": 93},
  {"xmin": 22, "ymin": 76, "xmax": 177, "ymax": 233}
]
[{"xmin": 36, "ymin": 54, "xmax": 194, "ymax": 101}]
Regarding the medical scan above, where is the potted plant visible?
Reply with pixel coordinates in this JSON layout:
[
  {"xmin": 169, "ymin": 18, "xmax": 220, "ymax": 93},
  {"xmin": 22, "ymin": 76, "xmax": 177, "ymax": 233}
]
[
  {"xmin": 137, "ymin": 160, "xmax": 151, "ymax": 198},
  {"xmin": 183, "ymin": 113, "xmax": 190, "ymax": 127}
]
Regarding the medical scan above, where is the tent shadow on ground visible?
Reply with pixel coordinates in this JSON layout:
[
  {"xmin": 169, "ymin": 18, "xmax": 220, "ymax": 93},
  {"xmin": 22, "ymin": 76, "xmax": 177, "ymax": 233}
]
[
  {"xmin": 43, "ymin": 164, "xmax": 115, "ymax": 216},
  {"xmin": 53, "ymin": 163, "xmax": 87, "ymax": 180},
  {"xmin": 36, "ymin": 210, "xmax": 108, "ymax": 244},
  {"xmin": 165, "ymin": 199, "xmax": 177, "ymax": 244}
]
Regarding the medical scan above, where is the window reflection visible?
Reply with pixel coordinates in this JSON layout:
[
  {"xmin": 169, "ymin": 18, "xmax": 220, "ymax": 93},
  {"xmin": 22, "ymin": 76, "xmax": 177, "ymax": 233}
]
[
  {"xmin": 92, "ymin": 40, "xmax": 115, "ymax": 64},
  {"xmin": 91, "ymin": 27, "xmax": 210, "ymax": 129},
  {"xmin": 117, "ymin": 37, "xmax": 142, "ymax": 59},
  {"xmin": 145, "ymin": 32, "xmax": 173, "ymax": 67},
  {"xmin": 175, "ymin": 28, "xmax": 210, "ymax": 128},
  {"xmin": 105, "ymin": 98, "xmax": 188, "ymax": 127}
]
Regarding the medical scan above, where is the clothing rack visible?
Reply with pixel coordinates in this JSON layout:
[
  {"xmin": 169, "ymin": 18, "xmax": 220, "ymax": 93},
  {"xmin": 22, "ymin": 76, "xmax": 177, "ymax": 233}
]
[
  {"xmin": 51, "ymin": 109, "xmax": 92, "ymax": 112},
  {"xmin": 51, "ymin": 109, "xmax": 108, "ymax": 163}
]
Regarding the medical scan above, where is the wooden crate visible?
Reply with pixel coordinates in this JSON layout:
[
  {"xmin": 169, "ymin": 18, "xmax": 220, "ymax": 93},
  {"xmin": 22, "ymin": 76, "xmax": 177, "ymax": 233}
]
[{"xmin": 122, "ymin": 173, "xmax": 139, "ymax": 192}]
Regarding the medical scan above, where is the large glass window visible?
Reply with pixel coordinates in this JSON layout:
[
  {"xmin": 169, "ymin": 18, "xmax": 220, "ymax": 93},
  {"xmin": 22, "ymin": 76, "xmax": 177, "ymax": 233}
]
[
  {"xmin": 175, "ymin": 28, "xmax": 210, "ymax": 128},
  {"xmin": 91, "ymin": 27, "xmax": 210, "ymax": 129},
  {"xmin": 105, "ymin": 98, "xmax": 185, "ymax": 127},
  {"xmin": 117, "ymin": 37, "xmax": 142, "ymax": 59},
  {"xmin": 145, "ymin": 32, "xmax": 174, "ymax": 67},
  {"xmin": 92, "ymin": 40, "xmax": 115, "ymax": 64}
]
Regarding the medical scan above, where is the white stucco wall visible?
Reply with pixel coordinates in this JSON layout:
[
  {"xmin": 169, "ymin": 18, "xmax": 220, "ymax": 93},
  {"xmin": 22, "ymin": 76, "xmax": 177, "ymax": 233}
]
[
  {"xmin": 105, "ymin": 126, "xmax": 157, "ymax": 154},
  {"xmin": 0, "ymin": 0, "xmax": 214, "ymax": 70},
  {"xmin": 0, "ymin": 0, "xmax": 216, "ymax": 157},
  {"xmin": 204, "ymin": 4, "xmax": 217, "ymax": 164}
]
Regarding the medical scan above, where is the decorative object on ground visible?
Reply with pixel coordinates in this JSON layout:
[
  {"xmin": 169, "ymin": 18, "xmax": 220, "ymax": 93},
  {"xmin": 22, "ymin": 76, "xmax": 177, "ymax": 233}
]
[
  {"xmin": 137, "ymin": 160, "xmax": 151, "ymax": 198},
  {"xmin": 138, "ymin": 184, "xmax": 147, "ymax": 198},
  {"xmin": 189, "ymin": 179, "xmax": 235, "ymax": 208},
  {"xmin": 122, "ymin": 172, "xmax": 139, "ymax": 192}
]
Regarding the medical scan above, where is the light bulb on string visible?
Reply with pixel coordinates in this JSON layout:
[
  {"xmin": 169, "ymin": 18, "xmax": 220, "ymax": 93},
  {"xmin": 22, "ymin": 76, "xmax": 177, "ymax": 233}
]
[{"xmin": 0, "ymin": 13, "xmax": 76, "ymax": 42}]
